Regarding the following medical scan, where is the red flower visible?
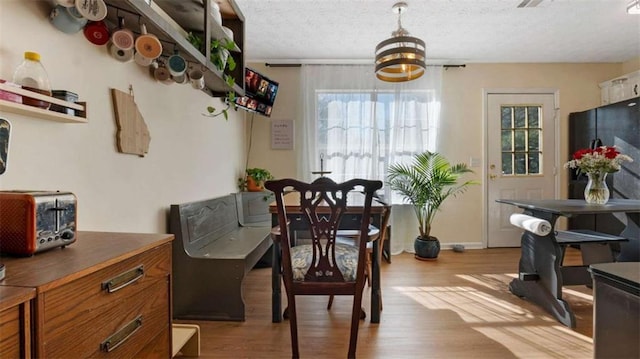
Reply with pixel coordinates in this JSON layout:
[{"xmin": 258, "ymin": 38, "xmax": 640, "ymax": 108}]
[
  {"xmin": 604, "ymin": 147, "xmax": 619, "ymax": 159},
  {"xmin": 573, "ymin": 148, "xmax": 592, "ymax": 160}
]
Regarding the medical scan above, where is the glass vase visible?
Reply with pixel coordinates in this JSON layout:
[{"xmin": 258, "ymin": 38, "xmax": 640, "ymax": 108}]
[{"xmin": 584, "ymin": 172, "xmax": 609, "ymax": 204}]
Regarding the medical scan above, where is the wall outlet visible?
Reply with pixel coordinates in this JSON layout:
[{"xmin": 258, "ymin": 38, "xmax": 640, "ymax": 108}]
[{"xmin": 469, "ymin": 157, "xmax": 481, "ymax": 167}]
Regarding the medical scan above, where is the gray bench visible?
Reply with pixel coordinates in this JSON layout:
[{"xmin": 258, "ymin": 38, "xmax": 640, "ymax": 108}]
[
  {"xmin": 555, "ymin": 229, "xmax": 628, "ymax": 286},
  {"xmin": 169, "ymin": 192, "xmax": 272, "ymax": 321}
]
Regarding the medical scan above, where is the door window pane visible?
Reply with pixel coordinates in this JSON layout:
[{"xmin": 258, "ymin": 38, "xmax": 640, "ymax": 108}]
[
  {"xmin": 528, "ymin": 153, "xmax": 540, "ymax": 174},
  {"xmin": 499, "ymin": 105, "xmax": 543, "ymax": 176},
  {"xmin": 514, "ymin": 107, "xmax": 526, "ymax": 128},
  {"xmin": 515, "ymin": 153, "xmax": 527, "ymax": 174},
  {"xmin": 501, "ymin": 107, "xmax": 512, "ymax": 129},
  {"xmin": 502, "ymin": 153, "xmax": 513, "ymax": 175},
  {"xmin": 501, "ymin": 130, "xmax": 512, "ymax": 151}
]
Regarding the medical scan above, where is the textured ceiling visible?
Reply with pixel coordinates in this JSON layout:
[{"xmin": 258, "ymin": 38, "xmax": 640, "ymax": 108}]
[{"xmin": 233, "ymin": 0, "xmax": 640, "ymax": 64}]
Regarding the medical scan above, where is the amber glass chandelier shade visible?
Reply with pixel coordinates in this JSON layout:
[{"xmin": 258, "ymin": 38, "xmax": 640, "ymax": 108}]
[{"xmin": 375, "ymin": 35, "xmax": 426, "ymax": 82}]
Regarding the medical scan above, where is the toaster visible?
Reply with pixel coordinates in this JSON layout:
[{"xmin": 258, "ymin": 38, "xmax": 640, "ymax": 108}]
[{"xmin": 0, "ymin": 190, "xmax": 77, "ymax": 255}]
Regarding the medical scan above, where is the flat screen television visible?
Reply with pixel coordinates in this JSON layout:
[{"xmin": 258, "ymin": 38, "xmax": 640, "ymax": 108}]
[{"xmin": 234, "ymin": 67, "xmax": 279, "ymax": 117}]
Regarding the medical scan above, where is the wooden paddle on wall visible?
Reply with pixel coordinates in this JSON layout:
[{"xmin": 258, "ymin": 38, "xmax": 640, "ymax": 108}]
[{"xmin": 111, "ymin": 87, "xmax": 151, "ymax": 157}]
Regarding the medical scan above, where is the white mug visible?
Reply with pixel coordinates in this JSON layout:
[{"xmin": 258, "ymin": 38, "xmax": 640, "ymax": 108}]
[
  {"xmin": 108, "ymin": 42, "xmax": 134, "ymax": 62},
  {"xmin": 189, "ymin": 69, "xmax": 205, "ymax": 90},
  {"xmin": 134, "ymin": 51, "xmax": 154, "ymax": 66},
  {"xmin": 172, "ymin": 73, "xmax": 188, "ymax": 84}
]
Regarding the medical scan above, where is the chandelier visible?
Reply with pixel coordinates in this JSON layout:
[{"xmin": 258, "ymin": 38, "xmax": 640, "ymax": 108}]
[{"xmin": 375, "ymin": 2, "xmax": 426, "ymax": 82}]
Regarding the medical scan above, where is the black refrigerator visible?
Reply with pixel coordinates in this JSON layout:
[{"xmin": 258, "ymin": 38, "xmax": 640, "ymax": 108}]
[{"xmin": 568, "ymin": 97, "xmax": 640, "ymax": 260}]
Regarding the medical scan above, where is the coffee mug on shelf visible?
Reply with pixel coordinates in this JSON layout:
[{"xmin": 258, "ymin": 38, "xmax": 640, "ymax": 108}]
[
  {"xmin": 153, "ymin": 60, "xmax": 172, "ymax": 83},
  {"xmin": 135, "ymin": 24, "xmax": 162, "ymax": 60},
  {"xmin": 172, "ymin": 73, "xmax": 188, "ymax": 84},
  {"xmin": 111, "ymin": 17, "xmax": 135, "ymax": 51},
  {"xmin": 210, "ymin": 1, "xmax": 223, "ymax": 26},
  {"xmin": 55, "ymin": 0, "xmax": 76, "ymax": 7},
  {"xmin": 134, "ymin": 51, "xmax": 154, "ymax": 67},
  {"xmin": 222, "ymin": 26, "xmax": 234, "ymax": 42},
  {"xmin": 49, "ymin": 5, "xmax": 87, "ymax": 34},
  {"xmin": 83, "ymin": 20, "xmax": 110, "ymax": 46},
  {"xmin": 188, "ymin": 68, "xmax": 205, "ymax": 90},
  {"xmin": 167, "ymin": 50, "xmax": 187, "ymax": 77},
  {"xmin": 108, "ymin": 42, "xmax": 134, "ymax": 62},
  {"xmin": 75, "ymin": 0, "xmax": 107, "ymax": 22}
]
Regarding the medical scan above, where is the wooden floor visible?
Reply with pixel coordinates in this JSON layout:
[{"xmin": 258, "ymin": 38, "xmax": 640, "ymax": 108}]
[{"xmin": 175, "ymin": 248, "xmax": 594, "ymax": 358}]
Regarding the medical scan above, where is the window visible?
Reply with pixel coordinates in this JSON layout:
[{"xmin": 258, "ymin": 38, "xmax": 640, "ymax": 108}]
[
  {"xmin": 316, "ymin": 90, "xmax": 435, "ymax": 184},
  {"xmin": 500, "ymin": 105, "xmax": 543, "ymax": 175},
  {"xmin": 300, "ymin": 65, "xmax": 443, "ymax": 203}
]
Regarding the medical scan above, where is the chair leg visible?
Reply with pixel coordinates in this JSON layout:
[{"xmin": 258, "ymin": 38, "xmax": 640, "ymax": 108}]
[
  {"xmin": 327, "ymin": 295, "xmax": 334, "ymax": 310},
  {"xmin": 287, "ymin": 296, "xmax": 299, "ymax": 359},
  {"xmin": 349, "ymin": 289, "xmax": 365, "ymax": 359}
]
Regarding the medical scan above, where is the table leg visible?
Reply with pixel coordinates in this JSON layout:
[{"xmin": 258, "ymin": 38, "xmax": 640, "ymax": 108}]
[
  {"xmin": 272, "ymin": 240, "xmax": 282, "ymax": 323},
  {"xmin": 371, "ymin": 238, "xmax": 381, "ymax": 323},
  {"xmin": 508, "ymin": 230, "xmax": 576, "ymax": 328}
]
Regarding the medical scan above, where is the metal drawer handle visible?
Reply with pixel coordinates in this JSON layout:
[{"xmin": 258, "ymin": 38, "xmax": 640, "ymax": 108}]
[
  {"xmin": 102, "ymin": 265, "xmax": 144, "ymax": 293},
  {"xmin": 100, "ymin": 315, "xmax": 143, "ymax": 353}
]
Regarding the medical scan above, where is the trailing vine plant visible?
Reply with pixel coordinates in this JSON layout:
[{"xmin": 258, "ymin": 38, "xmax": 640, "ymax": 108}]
[{"xmin": 187, "ymin": 32, "xmax": 239, "ymax": 120}]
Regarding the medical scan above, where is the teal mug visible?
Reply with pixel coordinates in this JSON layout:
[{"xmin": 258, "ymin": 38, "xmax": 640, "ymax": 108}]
[{"xmin": 49, "ymin": 5, "xmax": 87, "ymax": 34}]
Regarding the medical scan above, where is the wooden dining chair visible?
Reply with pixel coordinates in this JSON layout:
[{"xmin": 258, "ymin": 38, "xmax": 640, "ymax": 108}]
[{"xmin": 265, "ymin": 177, "xmax": 383, "ymax": 359}]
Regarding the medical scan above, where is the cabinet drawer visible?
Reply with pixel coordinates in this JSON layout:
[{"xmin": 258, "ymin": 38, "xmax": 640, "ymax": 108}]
[
  {"xmin": 0, "ymin": 306, "xmax": 21, "ymax": 358},
  {"xmin": 42, "ymin": 277, "xmax": 170, "ymax": 358},
  {"xmin": 134, "ymin": 327, "xmax": 171, "ymax": 358},
  {"xmin": 42, "ymin": 243, "xmax": 170, "ymax": 333}
]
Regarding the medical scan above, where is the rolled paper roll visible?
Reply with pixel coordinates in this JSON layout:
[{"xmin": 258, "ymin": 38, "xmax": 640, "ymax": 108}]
[{"xmin": 509, "ymin": 213, "xmax": 552, "ymax": 236}]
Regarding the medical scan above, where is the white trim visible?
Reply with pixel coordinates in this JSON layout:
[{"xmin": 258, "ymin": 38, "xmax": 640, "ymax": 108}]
[{"xmin": 481, "ymin": 88, "xmax": 560, "ymax": 248}]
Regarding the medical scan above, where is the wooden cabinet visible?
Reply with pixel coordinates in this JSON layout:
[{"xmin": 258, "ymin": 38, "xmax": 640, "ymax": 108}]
[
  {"xmin": 0, "ymin": 231, "xmax": 173, "ymax": 358},
  {"xmin": 0, "ymin": 286, "xmax": 35, "ymax": 358},
  {"xmin": 599, "ymin": 70, "xmax": 640, "ymax": 106}
]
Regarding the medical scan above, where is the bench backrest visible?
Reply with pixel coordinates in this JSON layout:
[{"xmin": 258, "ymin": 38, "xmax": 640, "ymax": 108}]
[
  {"xmin": 235, "ymin": 191, "xmax": 272, "ymax": 226},
  {"xmin": 170, "ymin": 195, "xmax": 239, "ymax": 254}
]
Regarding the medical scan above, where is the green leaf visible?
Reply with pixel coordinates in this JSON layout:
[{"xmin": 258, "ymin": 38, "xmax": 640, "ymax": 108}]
[
  {"xmin": 227, "ymin": 56, "xmax": 236, "ymax": 71},
  {"xmin": 206, "ymin": 106, "xmax": 215, "ymax": 114}
]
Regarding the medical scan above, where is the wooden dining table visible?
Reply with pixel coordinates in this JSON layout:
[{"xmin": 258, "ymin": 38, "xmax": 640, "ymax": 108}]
[
  {"xmin": 497, "ymin": 198, "xmax": 640, "ymax": 327},
  {"xmin": 269, "ymin": 191, "xmax": 386, "ymax": 323}
]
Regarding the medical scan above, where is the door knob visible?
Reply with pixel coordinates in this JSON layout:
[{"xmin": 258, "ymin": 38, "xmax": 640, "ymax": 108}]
[{"xmin": 489, "ymin": 174, "xmax": 497, "ymax": 180}]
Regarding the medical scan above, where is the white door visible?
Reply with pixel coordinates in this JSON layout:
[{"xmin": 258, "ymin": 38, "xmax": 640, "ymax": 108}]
[{"xmin": 486, "ymin": 93, "xmax": 557, "ymax": 247}]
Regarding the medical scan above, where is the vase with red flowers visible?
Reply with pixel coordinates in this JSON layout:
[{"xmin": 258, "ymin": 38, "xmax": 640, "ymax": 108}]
[{"xmin": 564, "ymin": 146, "xmax": 633, "ymax": 204}]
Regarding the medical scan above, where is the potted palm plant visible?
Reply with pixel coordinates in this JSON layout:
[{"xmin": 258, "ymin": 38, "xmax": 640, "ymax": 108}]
[{"xmin": 387, "ymin": 151, "xmax": 477, "ymax": 260}]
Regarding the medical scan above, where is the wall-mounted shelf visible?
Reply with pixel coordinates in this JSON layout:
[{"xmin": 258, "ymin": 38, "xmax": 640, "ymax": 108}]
[
  {"xmin": 103, "ymin": 0, "xmax": 245, "ymax": 98},
  {"xmin": 0, "ymin": 84, "xmax": 87, "ymax": 124}
]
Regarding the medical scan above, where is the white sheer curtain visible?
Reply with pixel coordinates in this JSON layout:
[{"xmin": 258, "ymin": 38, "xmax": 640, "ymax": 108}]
[{"xmin": 299, "ymin": 64, "xmax": 443, "ymax": 253}]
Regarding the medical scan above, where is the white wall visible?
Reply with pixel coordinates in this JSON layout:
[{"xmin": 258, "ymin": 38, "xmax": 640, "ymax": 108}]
[{"xmin": 0, "ymin": 1, "xmax": 247, "ymax": 233}]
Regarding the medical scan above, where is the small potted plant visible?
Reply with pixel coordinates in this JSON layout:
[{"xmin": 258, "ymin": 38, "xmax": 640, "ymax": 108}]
[
  {"xmin": 239, "ymin": 168, "xmax": 274, "ymax": 192},
  {"xmin": 387, "ymin": 151, "xmax": 477, "ymax": 260}
]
